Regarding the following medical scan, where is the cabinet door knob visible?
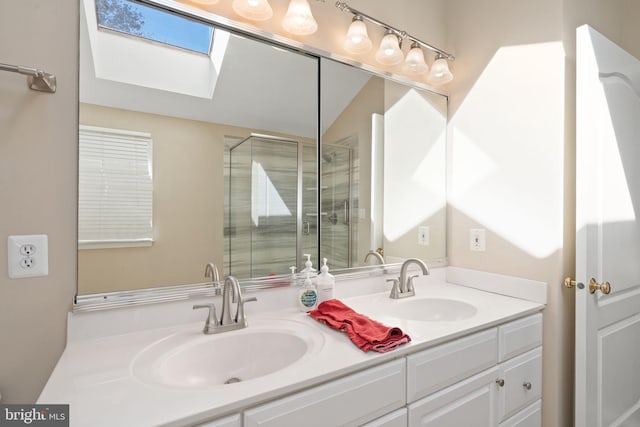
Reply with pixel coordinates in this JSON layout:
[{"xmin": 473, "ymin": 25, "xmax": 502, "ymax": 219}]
[
  {"xmin": 495, "ymin": 378, "xmax": 505, "ymax": 387},
  {"xmin": 523, "ymin": 382, "xmax": 532, "ymax": 390}
]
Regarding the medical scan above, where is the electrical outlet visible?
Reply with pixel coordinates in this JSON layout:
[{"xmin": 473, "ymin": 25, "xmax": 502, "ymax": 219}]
[
  {"xmin": 7, "ymin": 234, "xmax": 49, "ymax": 278},
  {"xmin": 418, "ymin": 226, "xmax": 430, "ymax": 246},
  {"xmin": 470, "ymin": 228, "xmax": 486, "ymax": 251}
]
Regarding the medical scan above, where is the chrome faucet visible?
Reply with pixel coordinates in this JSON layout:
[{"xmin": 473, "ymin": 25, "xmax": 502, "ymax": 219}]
[
  {"xmin": 204, "ymin": 262, "xmax": 220, "ymax": 285},
  {"xmin": 364, "ymin": 249, "xmax": 385, "ymax": 265},
  {"xmin": 388, "ymin": 258, "xmax": 430, "ymax": 299},
  {"xmin": 193, "ymin": 275, "xmax": 257, "ymax": 334}
]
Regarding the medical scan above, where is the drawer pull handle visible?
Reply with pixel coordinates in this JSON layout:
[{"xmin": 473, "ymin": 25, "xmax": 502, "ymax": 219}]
[
  {"xmin": 523, "ymin": 382, "xmax": 532, "ymax": 390},
  {"xmin": 495, "ymin": 378, "xmax": 505, "ymax": 387}
]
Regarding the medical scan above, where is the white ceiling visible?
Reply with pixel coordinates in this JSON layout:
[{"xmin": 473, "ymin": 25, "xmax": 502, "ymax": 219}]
[{"xmin": 79, "ymin": 0, "xmax": 371, "ymax": 139}]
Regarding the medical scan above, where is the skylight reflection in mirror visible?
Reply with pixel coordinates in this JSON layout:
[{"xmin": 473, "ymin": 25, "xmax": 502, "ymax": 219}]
[{"xmin": 95, "ymin": 0, "xmax": 214, "ymax": 55}]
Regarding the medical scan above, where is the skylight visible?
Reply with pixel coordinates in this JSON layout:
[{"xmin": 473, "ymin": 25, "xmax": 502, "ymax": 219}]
[{"xmin": 94, "ymin": 0, "xmax": 214, "ymax": 55}]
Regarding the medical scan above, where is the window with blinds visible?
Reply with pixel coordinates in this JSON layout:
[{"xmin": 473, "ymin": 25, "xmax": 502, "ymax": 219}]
[{"xmin": 78, "ymin": 125, "xmax": 153, "ymax": 249}]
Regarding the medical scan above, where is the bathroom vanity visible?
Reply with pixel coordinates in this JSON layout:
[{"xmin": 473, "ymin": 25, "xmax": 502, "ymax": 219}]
[{"xmin": 39, "ymin": 268, "xmax": 545, "ymax": 426}]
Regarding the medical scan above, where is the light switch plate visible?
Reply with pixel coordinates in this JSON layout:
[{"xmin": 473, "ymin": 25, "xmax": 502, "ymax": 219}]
[
  {"xmin": 7, "ymin": 234, "xmax": 49, "ymax": 278},
  {"xmin": 470, "ymin": 228, "xmax": 486, "ymax": 251}
]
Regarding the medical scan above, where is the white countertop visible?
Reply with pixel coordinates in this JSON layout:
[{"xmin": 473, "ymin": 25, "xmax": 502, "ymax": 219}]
[{"xmin": 38, "ymin": 269, "xmax": 545, "ymax": 427}]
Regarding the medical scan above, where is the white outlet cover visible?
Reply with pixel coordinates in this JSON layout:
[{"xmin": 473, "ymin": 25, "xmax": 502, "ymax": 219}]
[{"xmin": 7, "ymin": 234, "xmax": 49, "ymax": 278}]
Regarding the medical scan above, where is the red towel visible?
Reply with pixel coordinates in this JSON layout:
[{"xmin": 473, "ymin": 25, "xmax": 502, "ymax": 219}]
[{"xmin": 309, "ymin": 299, "xmax": 411, "ymax": 353}]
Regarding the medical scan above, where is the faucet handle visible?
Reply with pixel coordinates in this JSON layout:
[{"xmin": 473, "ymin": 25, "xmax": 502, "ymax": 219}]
[
  {"xmin": 193, "ymin": 304, "xmax": 219, "ymax": 334},
  {"xmin": 235, "ymin": 295, "xmax": 258, "ymax": 325},
  {"xmin": 407, "ymin": 274, "xmax": 420, "ymax": 293},
  {"xmin": 386, "ymin": 278, "xmax": 401, "ymax": 299}
]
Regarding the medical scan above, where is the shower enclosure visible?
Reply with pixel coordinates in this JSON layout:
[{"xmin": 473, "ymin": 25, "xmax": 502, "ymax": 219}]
[
  {"xmin": 320, "ymin": 143, "xmax": 356, "ymax": 269},
  {"xmin": 225, "ymin": 134, "xmax": 317, "ymax": 278}
]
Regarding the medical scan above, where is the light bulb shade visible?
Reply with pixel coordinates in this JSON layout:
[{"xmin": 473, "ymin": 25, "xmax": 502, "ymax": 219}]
[
  {"xmin": 232, "ymin": 0, "xmax": 273, "ymax": 21},
  {"xmin": 282, "ymin": 0, "xmax": 318, "ymax": 35},
  {"xmin": 343, "ymin": 18, "xmax": 372, "ymax": 54},
  {"xmin": 375, "ymin": 32, "xmax": 404, "ymax": 66},
  {"xmin": 402, "ymin": 45, "xmax": 429, "ymax": 75},
  {"xmin": 427, "ymin": 57, "xmax": 453, "ymax": 85}
]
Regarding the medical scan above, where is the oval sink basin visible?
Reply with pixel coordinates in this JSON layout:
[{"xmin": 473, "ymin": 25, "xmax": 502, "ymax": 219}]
[
  {"xmin": 132, "ymin": 320, "xmax": 323, "ymax": 389},
  {"xmin": 386, "ymin": 298, "xmax": 477, "ymax": 322}
]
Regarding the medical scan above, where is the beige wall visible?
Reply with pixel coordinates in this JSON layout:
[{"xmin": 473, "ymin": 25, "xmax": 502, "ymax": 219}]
[
  {"xmin": 0, "ymin": 0, "xmax": 78, "ymax": 403},
  {"xmin": 323, "ymin": 77, "xmax": 383, "ymax": 263},
  {"xmin": 444, "ymin": 1, "xmax": 640, "ymax": 426},
  {"xmin": 444, "ymin": 1, "xmax": 568, "ymax": 425},
  {"xmin": 79, "ymin": 104, "xmax": 225, "ymax": 293}
]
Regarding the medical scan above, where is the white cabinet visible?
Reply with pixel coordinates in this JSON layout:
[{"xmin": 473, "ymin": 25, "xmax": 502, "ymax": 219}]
[
  {"xmin": 406, "ymin": 328, "xmax": 498, "ymax": 402},
  {"xmin": 195, "ymin": 414, "xmax": 241, "ymax": 427},
  {"xmin": 497, "ymin": 348, "xmax": 542, "ymax": 422},
  {"xmin": 408, "ymin": 368, "xmax": 499, "ymax": 427},
  {"xmin": 362, "ymin": 408, "xmax": 408, "ymax": 427},
  {"xmin": 244, "ymin": 359, "xmax": 405, "ymax": 427},
  {"xmin": 407, "ymin": 313, "xmax": 543, "ymax": 427}
]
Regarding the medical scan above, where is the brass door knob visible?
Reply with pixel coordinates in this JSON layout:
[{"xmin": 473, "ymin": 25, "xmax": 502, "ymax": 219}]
[{"xmin": 589, "ymin": 278, "xmax": 611, "ymax": 295}]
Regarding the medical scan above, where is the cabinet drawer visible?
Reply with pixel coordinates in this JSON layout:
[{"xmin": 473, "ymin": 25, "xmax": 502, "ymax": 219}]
[
  {"xmin": 498, "ymin": 347, "xmax": 542, "ymax": 421},
  {"xmin": 407, "ymin": 328, "xmax": 498, "ymax": 402},
  {"xmin": 195, "ymin": 414, "xmax": 241, "ymax": 427},
  {"xmin": 362, "ymin": 408, "xmax": 407, "ymax": 427},
  {"xmin": 499, "ymin": 400, "xmax": 541, "ymax": 427},
  {"xmin": 244, "ymin": 359, "xmax": 406, "ymax": 427},
  {"xmin": 408, "ymin": 367, "xmax": 499, "ymax": 427},
  {"xmin": 498, "ymin": 313, "xmax": 542, "ymax": 362}
]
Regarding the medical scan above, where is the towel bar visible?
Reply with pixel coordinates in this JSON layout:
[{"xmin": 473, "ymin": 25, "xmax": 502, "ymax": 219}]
[{"xmin": 0, "ymin": 62, "xmax": 56, "ymax": 93}]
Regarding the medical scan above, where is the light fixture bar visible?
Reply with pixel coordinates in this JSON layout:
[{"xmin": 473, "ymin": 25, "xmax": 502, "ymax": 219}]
[{"xmin": 335, "ymin": 1, "xmax": 455, "ymax": 61}]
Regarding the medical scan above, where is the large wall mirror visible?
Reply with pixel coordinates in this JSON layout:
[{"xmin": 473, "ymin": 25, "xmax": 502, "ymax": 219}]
[{"xmin": 76, "ymin": 0, "xmax": 447, "ymax": 301}]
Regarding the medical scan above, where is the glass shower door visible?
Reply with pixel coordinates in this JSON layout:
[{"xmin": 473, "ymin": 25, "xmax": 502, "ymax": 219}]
[
  {"xmin": 228, "ymin": 136, "xmax": 299, "ymax": 277},
  {"xmin": 320, "ymin": 145, "xmax": 353, "ymax": 269}
]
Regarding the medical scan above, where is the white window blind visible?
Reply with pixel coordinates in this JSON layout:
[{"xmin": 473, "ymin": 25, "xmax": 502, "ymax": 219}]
[{"xmin": 78, "ymin": 125, "xmax": 153, "ymax": 248}]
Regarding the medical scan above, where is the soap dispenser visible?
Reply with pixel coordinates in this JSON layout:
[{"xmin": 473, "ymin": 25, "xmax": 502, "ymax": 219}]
[
  {"xmin": 289, "ymin": 266, "xmax": 298, "ymax": 286},
  {"xmin": 301, "ymin": 254, "xmax": 316, "ymax": 275},
  {"xmin": 298, "ymin": 271, "xmax": 318, "ymax": 312},
  {"xmin": 316, "ymin": 258, "xmax": 335, "ymax": 304}
]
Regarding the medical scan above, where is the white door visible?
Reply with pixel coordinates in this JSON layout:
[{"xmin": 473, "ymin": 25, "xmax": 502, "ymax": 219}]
[{"xmin": 575, "ymin": 25, "xmax": 640, "ymax": 426}]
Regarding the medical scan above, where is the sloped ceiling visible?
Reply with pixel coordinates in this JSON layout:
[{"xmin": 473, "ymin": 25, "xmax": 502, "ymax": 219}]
[{"xmin": 80, "ymin": 0, "xmax": 370, "ymax": 139}]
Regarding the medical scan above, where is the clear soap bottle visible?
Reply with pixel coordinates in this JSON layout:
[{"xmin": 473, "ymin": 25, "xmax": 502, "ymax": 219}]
[{"xmin": 316, "ymin": 258, "xmax": 335, "ymax": 304}]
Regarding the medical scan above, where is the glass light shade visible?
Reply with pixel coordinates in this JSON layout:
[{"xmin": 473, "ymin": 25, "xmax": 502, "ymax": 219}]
[
  {"xmin": 282, "ymin": 0, "xmax": 318, "ymax": 36},
  {"xmin": 375, "ymin": 32, "xmax": 404, "ymax": 66},
  {"xmin": 402, "ymin": 44, "xmax": 429, "ymax": 75},
  {"xmin": 343, "ymin": 18, "xmax": 372, "ymax": 54},
  {"xmin": 427, "ymin": 57, "xmax": 454, "ymax": 85},
  {"xmin": 232, "ymin": 0, "xmax": 273, "ymax": 21}
]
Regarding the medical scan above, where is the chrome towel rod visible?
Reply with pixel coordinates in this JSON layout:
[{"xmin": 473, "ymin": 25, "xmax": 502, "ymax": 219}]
[{"xmin": 0, "ymin": 62, "xmax": 56, "ymax": 93}]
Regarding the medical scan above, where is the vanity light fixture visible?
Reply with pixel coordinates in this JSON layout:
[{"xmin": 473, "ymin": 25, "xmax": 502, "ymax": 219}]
[
  {"xmin": 282, "ymin": 0, "xmax": 318, "ymax": 35},
  {"xmin": 343, "ymin": 16, "xmax": 372, "ymax": 54},
  {"xmin": 336, "ymin": 1, "xmax": 455, "ymax": 84},
  {"xmin": 402, "ymin": 42, "xmax": 429, "ymax": 75},
  {"xmin": 375, "ymin": 29, "xmax": 404, "ymax": 66},
  {"xmin": 232, "ymin": 0, "xmax": 274, "ymax": 21},
  {"xmin": 426, "ymin": 53, "xmax": 454, "ymax": 85}
]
